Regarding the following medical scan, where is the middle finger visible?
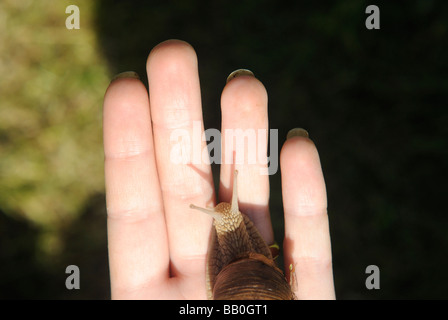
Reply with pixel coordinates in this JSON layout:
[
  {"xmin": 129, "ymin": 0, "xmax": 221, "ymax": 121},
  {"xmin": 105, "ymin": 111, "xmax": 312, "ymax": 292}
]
[{"xmin": 147, "ymin": 40, "xmax": 214, "ymax": 280}]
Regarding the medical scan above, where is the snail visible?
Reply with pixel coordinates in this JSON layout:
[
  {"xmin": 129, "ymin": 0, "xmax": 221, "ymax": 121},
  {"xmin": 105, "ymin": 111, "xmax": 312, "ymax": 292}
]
[{"xmin": 190, "ymin": 170, "xmax": 296, "ymax": 300}]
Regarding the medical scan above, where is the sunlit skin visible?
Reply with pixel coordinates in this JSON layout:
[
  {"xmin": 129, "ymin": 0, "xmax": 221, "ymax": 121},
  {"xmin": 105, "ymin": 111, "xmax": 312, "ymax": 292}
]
[{"xmin": 103, "ymin": 39, "xmax": 335, "ymax": 299}]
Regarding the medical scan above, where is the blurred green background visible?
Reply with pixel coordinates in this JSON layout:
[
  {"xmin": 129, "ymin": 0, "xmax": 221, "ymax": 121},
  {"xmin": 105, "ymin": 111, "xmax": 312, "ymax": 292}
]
[{"xmin": 0, "ymin": 0, "xmax": 447, "ymax": 299}]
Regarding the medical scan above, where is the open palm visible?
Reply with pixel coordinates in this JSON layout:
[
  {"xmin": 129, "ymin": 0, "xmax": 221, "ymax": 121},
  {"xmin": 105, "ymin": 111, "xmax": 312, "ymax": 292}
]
[{"xmin": 103, "ymin": 40, "xmax": 335, "ymax": 299}]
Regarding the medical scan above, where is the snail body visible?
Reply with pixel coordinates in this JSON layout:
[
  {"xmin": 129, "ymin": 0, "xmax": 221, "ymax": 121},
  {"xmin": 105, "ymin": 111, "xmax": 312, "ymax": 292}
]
[{"xmin": 190, "ymin": 170, "xmax": 295, "ymax": 300}]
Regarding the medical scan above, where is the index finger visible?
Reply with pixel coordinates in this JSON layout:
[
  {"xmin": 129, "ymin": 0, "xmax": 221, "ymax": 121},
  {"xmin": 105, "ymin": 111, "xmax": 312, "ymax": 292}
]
[{"xmin": 103, "ymin": 75, "xmax": 169, "ymax": 298}]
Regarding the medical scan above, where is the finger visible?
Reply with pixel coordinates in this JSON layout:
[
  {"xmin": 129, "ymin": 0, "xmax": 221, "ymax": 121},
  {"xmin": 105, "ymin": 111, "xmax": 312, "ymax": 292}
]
[
  {"xmin": 103, "ymin": 74, "xmax": 169, "ymax": 298},
  {"xmin": 280, "ymin": 134, "xmax": 335, "ymax": 299},
  {"xmin": 219, "ymin": 71, "xmax": 274, "ymax": 245},
  {"xmin": 146, "ymin": 40, "xmax": 214, "ymax": 284}
]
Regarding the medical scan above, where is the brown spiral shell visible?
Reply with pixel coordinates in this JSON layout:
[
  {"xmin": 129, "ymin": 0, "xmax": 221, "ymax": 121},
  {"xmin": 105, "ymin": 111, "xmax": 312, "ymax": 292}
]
[
  {"xmin": 190, "ymin": 170, "xmax": 295, "ymax": 300},
  {"xmin": 213, "ymin": 253, "xmax": 295, "ymax": 300}
]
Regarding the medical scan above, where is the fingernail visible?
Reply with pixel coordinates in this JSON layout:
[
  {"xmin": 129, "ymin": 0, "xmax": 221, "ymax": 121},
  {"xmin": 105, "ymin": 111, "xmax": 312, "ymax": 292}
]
[
  {"xmin": 226, "ymin": 69, "xmax": 254, "ymax": 83},
  {"xmin": 286, "ymin": 128, "xmax": 309, "ymax": 140},
  {"xmin": 111, "ymin": 71, "xmax": 140, "ymax": 82}
]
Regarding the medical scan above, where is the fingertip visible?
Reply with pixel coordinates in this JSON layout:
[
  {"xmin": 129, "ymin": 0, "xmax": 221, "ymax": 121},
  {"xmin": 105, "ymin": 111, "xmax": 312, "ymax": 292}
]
[
  {"xmin": 103, "ymin": 74, "xmax": 151, "ymax": 159},
  {"xmin": 105, "ymin": 73, "xmax": 146, "ymax": 103},
  {"xmin": 221, "ymin": 73, "xmax": 268, "ymax": 119},
  {"xmin": 280, "ymin": 135, "xmax": 327, "ymax": 216},
  {"xmin": 145, "ymin": 39, "xmax": 202, "ymax": 127},
  {"xmin": 280, "ymin": 135, "xmax": 317, "ymax": 170},
  {"xmin": 103, "ymin": 75, "xmax": 149, "ymax": 127},
  {"xmin": 146, "ymin": 39, "xmax": 198, "ymax": 76}
]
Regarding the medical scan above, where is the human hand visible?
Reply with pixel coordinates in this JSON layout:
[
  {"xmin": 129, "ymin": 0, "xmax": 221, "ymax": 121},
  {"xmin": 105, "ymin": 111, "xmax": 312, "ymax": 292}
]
[{"xmin": 103, "ymin": 39, "xmax": 335, "ymax": 299}]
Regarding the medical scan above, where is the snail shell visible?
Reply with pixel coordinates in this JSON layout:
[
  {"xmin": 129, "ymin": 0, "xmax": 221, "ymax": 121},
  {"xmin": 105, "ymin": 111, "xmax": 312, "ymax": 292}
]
[{"xmin": 190, "ymin": 170, "xmax": 295, "ymax": 300}]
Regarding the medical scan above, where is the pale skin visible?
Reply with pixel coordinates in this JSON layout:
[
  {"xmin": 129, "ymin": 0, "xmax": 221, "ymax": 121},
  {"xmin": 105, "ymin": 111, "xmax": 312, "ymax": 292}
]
[{"xmin": 103, "ymin": 39, "xmax": 335, "ymax": 299}]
